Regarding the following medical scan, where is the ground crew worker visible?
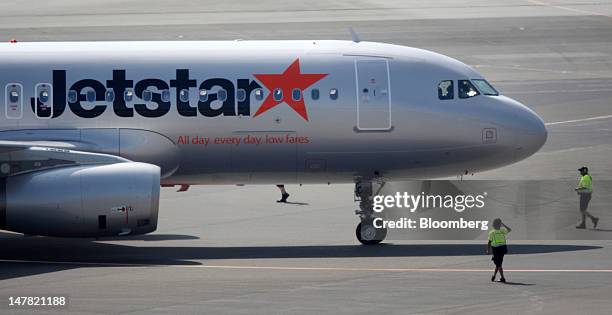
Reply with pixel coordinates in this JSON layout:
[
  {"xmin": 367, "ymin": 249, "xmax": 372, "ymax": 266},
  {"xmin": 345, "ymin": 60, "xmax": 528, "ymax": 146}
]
[
  {"xmin": 487, "ymin": 218, "xmax": 511, "ymax": 283},
  {"xmin": 276, "ymin": 184, "xmax": 290, "ymax": 203},
  {"xmin": 575, "ymin": 166, "xmax": 599, "ymax": 229}
]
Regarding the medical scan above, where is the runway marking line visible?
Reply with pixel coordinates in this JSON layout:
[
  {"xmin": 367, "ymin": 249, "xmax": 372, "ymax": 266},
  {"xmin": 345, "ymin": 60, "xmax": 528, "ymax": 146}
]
[
  {"xmin": 507, "ymin": 88, "xmax": 612, "ymax": 94},
  {"xmin": 525, "ymin": 0, "xmax": 612, "ymax": 18},
  {"xmin": 546, "ymin": 114, "xmax": 612, "ymax": 126},
  {"xmin": 1, "ymin": 259, "xmax": 612, "ymax": 273}
]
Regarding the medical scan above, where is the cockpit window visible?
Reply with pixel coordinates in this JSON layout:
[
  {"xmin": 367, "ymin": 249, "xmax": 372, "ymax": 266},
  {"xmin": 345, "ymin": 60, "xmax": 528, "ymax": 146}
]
[
  {"xmin": 458, "ymin": 80, "xmax": 479, "ymax": 99},
  {"xmin": 438, "ymin": 80, "xmax": 454, "ymax": 100},
  {"xmin": 471, "ymin": 79, "xmax": 499, "ymax": 96}
]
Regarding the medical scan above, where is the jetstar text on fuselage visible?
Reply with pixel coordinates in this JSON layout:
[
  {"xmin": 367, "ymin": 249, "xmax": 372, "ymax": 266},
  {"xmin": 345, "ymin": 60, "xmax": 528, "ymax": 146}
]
[
  {"xmin": 30, "ymin": 59, "xmax": 329, "ymax": 120},
  {"xmin": 36, "ymin": 69, "xmax": 263, "ymax": 119}
]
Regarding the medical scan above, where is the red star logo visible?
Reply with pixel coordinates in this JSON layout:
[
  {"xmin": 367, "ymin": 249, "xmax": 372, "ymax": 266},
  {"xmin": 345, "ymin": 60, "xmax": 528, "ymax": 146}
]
[{"xmin": 253, "ymin": 59, "xmax": 327, "ymax": 121}]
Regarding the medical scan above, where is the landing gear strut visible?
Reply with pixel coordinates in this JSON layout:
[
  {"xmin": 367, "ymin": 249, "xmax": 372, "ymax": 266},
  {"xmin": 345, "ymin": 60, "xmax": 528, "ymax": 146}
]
[{"xmin": 354, "ymin": 178, "xmax": 387, "ymax": 245}]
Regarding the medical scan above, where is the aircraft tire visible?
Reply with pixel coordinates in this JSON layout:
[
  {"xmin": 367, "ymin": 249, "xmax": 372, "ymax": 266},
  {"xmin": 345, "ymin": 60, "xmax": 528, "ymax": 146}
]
[{"xmin": 356, "ymin": 220, "xmax": 387, "ymax": 245}]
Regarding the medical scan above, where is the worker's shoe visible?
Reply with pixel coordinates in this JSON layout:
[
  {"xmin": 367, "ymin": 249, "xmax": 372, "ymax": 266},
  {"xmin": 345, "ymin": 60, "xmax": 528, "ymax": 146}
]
[
  {"xmin": 575, "ymin": 223, "xmax": 586, "ymax": 229},
  {"xmin": 593, "ymin": 217, "xmax": 599, "ymax": 229},
  {"xmin": 491, "ymin": 275, "xmax": 496, "ymax": 282},
  {"xmin": 277, "ymin": 193, "xmax": 290, "ymax": 203},
  {"xmin": 498, "ymin": 277, "xmax": 506, "ymax": 283}
]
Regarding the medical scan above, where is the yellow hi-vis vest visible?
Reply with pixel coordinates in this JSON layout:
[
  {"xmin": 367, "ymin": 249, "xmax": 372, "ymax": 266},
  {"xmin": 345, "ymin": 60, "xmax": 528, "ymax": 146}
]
[
  {"xmin": 488, "ymin": 227, "xmax": 508, "ymax": 247},
  {"xmin": 578, "ymin": 174, "xmax": 593, "ymax": 193}
]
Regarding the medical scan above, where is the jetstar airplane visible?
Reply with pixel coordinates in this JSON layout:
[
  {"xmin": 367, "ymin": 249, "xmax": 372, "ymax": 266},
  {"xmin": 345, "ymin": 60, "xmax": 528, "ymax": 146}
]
[{"xmin": 0, "ymin": 39, "xmax": 547, "ymax": 244}]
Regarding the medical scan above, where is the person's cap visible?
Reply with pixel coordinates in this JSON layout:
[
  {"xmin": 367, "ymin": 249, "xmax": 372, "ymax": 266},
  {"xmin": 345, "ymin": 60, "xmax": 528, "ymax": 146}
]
[{"xmin": 578, "ymin": 166, "xmax": 589, "ymax": 172}]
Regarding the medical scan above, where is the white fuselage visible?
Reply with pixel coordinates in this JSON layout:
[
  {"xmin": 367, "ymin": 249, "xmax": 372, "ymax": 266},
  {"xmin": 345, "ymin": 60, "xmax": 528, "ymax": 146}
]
[{"xmin": 0, "ymin": 40, "xmax": 547, "ymax": 185}]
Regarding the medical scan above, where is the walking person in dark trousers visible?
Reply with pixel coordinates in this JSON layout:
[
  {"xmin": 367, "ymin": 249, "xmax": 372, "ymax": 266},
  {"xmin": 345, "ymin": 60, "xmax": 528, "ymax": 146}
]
[
  {"xmin": 487, "ymin": 218, "xmax": 511, "ymax": 283},
  {"xmin": 575, "ymin": 166, "xmax": 599, "ymax": 229},
  {"xmin": 276, "ymin": 185, "xmax": 290, "ymax": 203}
]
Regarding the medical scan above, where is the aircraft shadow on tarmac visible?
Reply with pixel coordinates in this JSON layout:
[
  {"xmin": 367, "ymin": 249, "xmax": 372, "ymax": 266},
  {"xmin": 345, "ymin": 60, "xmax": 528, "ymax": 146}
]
[
  {"xmin": 0, "ymin": 231, "xmax": 602, "ymax": 280},
  {"xmin": 103, "ymin": 234, "xmax": 201, "ymax": 241}
]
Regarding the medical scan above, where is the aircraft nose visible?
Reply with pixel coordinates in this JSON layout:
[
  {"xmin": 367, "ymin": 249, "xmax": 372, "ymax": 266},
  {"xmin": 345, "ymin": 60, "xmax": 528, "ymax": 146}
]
[
  {"xmin": 515, "ymin": 115, "xmax": 547, "ymax": 158},
  {"xmin": 508, "ymin": 100, "xmax": 548, "ymax": 159}
]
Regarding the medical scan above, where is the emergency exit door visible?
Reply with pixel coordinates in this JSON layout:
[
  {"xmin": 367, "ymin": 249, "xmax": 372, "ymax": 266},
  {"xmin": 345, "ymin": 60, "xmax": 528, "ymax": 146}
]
[{"xmin": 356, "ymin": 59, "xmax": 391, "ymax": 130}]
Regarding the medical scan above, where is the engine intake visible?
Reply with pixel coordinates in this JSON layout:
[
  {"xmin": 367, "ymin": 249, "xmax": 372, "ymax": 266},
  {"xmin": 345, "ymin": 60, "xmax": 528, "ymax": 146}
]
[{"xmin": 0, "ymin": 162, "xmax": 160, "ymax": 237}]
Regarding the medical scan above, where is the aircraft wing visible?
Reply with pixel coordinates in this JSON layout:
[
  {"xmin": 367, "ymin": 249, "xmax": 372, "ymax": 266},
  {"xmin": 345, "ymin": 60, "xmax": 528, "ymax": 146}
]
[
  {"xmin": 0, "ymin": 139, "xmax": 131, "ymax": 177},
  {"xmin": 0, "ymin": 140, "xmax": 78, "ymax": 153},
  {"xmin": 0, "ymin": 128, "xmax": 179, "ymax": 177}
]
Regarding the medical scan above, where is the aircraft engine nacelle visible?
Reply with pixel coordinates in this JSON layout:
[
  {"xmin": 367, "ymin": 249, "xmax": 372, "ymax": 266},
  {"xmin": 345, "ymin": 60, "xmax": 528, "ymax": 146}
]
[{"xmin": 1, "ymin": 162, "xmax": 160, "ymax": 237}]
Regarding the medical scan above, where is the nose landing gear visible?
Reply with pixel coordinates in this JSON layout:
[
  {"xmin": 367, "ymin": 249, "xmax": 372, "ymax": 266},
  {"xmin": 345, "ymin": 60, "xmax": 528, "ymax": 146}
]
[
  {"xmin": 354, "ymin": 178, "xmax": 387, "ymax": 245},
  {"xmin": 356, "ymin": 219, "xmax": 387, "ymax": 245}
]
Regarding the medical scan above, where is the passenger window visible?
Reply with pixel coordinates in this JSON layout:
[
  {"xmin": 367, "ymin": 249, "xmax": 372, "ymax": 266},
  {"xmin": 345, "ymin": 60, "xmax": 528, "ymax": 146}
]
[
  {"xmin": 311, "ymin": 88, "xmax": 319, "ymax": 100},
  {"xmin": 236, "ymin": 89, "xmax": 246, "ymax": 102},
  {"xmin": 105, "ymin": 90, "xmax": 114, "ymax": 102},
  {"xmin": 9, "ymin": 90, "xmax": 19, "ymax": 103},
  {"xmin": 179, "ymin": 89, "xmax": 189, "ymax": 102},
  {"xmin": 273, "ymin": 88, "xmax": 283, "ymax": 101},
  {"xmin": 330, "ymin": 88, "xmax": 338, "ymax": 100},
  {"xmin": 254, "ymin": 89, "xmax": 264, "ymax": 101},
  {"xmin": 143, "ymin": 90, "xmax": 153, "ymax": 102},
  {"xmin": 5, "ymin": 84, "xmax": 23, "ymax": 119},
  {"xmin": 471, "ymin": 79, "xmax": 499, "ymax": 96},
  {"xmin": 161, "ymin": 90, "xmax": 171, "ymax": 102},
  {"xmin": 39, "ymin": 90, "xmax": 50, "ymax": 103},
  {"xmin": 438, "ymin": 80, "xmax": 454, "ymax": 100},
  {"xmin": 67, "ymin": 90, "xmax": 77, "ymax": 103},
  {"xmin": 35, "ymin": 83, "xmax": 52, "ymax": 118},
  {"xmin": 292, "ymin": 88, "xmax": 301, "ymax": 101},
  {"xmin": 199, "ymin": 89, "xmax": 208, "ymax": 102},
  {"xmin": 86, "ymin": 90, "xmax": 96, "ymax": 102},
  {"xmin": 217, "ymin": 89, "xmax": 227, "ymax": 102},
  {"xmin": 458, "ymin": 80, "xmax": 479, "ymax": 99},
  {"xmin": 124, "ymin": 89, "xmax": 134, "ymax": 102}
]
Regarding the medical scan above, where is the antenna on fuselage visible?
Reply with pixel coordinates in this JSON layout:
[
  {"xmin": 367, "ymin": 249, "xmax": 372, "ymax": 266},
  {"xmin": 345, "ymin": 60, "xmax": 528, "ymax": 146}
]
[{"xmin": 349, "ymin": 27, "xmax": 361, "ymax": 43}]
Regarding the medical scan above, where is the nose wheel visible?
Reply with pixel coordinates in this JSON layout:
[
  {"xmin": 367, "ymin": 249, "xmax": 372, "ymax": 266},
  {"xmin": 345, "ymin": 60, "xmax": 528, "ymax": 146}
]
[
  {"xmin": 354, "ymin": 178, "xmax": 388, "ymax": 245},
  {"xmin": 356, "ymin": 219, "xmax": 387, "ymax": 245}
]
